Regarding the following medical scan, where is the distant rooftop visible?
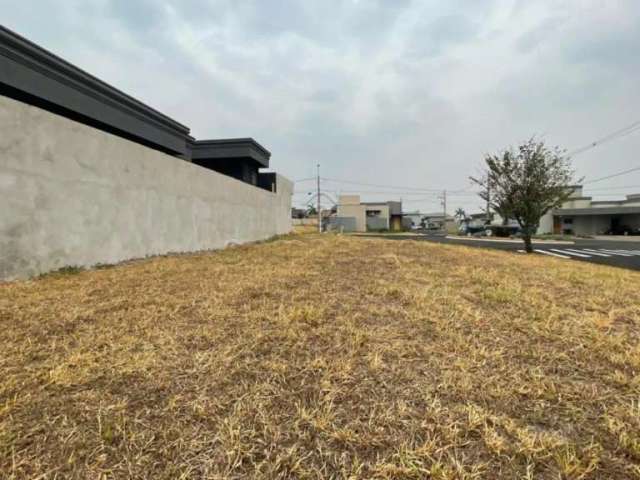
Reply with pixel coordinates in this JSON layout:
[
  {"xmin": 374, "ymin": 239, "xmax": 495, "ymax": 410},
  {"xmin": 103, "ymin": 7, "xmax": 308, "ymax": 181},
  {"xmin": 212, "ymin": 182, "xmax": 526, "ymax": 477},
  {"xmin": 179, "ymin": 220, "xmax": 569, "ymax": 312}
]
[{"xmin": 190, "ymin": 138, "xmax": 271, "ymax": 168}]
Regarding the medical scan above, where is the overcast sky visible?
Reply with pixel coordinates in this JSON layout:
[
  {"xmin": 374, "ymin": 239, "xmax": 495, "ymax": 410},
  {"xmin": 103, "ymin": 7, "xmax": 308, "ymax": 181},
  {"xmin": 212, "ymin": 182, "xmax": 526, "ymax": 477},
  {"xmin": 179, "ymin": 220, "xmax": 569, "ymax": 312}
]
[{"xmin": 3, "ymin": 0, "xmax": 639, "ymax": 212}]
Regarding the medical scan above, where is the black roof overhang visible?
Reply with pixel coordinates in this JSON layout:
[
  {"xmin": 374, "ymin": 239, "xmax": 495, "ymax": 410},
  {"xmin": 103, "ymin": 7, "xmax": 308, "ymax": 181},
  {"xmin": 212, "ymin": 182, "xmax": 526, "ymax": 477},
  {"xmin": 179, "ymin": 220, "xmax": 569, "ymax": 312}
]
[
  {"xmin": 0, "ymin": 26, "xmax": 191, "ymax": 156},
  {"xmin": 554, "ymin": 206, "xmax": 640, "ymax": 216},
  {"xmin": 190, "ymin": 138, "xmax": 271, "ymax": 168}
]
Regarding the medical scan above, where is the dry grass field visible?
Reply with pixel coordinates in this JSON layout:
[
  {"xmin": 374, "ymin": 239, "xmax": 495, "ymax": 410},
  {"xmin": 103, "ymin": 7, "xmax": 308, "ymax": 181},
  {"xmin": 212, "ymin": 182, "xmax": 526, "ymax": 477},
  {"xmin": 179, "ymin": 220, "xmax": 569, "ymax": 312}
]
[{"xmin": 1, "ymin": 233, "xmax": 640, "ymax": 479}]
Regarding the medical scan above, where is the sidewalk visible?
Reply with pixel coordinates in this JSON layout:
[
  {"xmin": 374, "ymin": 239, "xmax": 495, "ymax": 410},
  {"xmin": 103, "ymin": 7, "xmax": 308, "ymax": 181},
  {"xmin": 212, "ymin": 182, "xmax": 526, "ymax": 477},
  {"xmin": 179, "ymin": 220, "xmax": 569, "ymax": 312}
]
[{"xmin": 593, "ymin": 235, "xmax": 640, "ymax": 243}]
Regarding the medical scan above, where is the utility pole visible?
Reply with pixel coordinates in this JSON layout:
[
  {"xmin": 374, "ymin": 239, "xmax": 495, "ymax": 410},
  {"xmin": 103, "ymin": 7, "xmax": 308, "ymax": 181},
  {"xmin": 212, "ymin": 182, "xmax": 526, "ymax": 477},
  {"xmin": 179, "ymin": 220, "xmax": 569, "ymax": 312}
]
[
  {"xmin": 442, "ymin": 189, "xmax": 447, "ymax": 232},
  {"xmin": 316, "ymin": 163, "xmax": 322, "ymax": 233},
  {"xmin": 486, "ymin": 181, "xmax": 491, "ymax": 224}
]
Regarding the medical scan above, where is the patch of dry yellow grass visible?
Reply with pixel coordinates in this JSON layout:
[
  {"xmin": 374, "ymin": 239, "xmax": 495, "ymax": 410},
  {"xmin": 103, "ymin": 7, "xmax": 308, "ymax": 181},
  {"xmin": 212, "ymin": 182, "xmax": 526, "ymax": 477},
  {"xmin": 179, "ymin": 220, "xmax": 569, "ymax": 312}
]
[
  {"xmin": 293, "ymin": 224, "xmax": 318, "ymax": 235},
  {"xmin": 1, "ymin": 234, "xmax": 639, "ymax": 479}
]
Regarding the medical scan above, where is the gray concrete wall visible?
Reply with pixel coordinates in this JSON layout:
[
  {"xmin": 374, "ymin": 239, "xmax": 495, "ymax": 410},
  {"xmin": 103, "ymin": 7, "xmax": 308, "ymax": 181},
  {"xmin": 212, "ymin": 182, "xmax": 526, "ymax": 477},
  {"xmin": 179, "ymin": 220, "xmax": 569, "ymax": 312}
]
[
  {"xmin": 326, "ymin": 217, "xmax": 357, "ymax": 232},
  {"xmin": 292, "ymin": 218, "xmax": 318, "ymax": 226},
  {"xmin": 571, "ymin": 216, "xmax": 610, "ymax": 236},
  {"xmin": 0, "ymin": 95, "xmax": 292, "ymax": 280},
  {"xmin": 366, "ymin": 217, "xmax": 389, "ymax": 231}
]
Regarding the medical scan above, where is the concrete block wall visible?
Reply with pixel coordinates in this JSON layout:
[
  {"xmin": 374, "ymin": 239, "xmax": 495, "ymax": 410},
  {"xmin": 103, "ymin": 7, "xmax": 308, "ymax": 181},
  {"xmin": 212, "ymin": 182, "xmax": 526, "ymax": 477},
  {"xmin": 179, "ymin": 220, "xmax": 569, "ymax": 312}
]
[
  {"xmin": 292, "ymin": 218, "xmax": 319, "ymax": 226},
  {"xmin": 366, "ymin": 217, "xmax": 389, "ymax": 231},
  {"xmin": 0, "ymin": 95, "xmax": 292, "ymax": 280}
]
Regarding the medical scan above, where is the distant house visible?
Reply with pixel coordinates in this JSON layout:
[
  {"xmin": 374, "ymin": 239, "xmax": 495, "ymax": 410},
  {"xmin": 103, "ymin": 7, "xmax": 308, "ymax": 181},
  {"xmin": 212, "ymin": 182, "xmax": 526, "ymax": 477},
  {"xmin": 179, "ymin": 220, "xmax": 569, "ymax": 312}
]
[
  {"xmin": 335, "ymin": 195, "xmax": 403, "ymax": 232},
  {"xmin": 471, "ymin": 185, "xmax": 640, "ymax": 236},
  {"xmin": 539, "ymin": 185, "xmax": 640, "ymax": 235},
  {"xmin": 422, "ymin": 212, "xmax": 455, "ymax": 230},
  {"xmin": 291, "ymin": 208, "xmax": 307, "ymax": 219},
  {"xmin": 190, "ymin": 138, "xmax": 274, "ymax": 190},
  {"xmin": 403, "ymin": 211, "xmax": 425, "ymax": 228}
]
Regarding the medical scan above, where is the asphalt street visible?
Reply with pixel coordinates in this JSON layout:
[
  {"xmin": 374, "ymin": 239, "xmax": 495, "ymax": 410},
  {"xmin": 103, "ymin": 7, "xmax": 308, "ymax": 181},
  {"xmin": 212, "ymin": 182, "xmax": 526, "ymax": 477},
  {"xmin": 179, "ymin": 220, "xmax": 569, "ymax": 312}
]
[{"xmin": 366, "ymin": 233, "xmax": 640, "ymax": 271}]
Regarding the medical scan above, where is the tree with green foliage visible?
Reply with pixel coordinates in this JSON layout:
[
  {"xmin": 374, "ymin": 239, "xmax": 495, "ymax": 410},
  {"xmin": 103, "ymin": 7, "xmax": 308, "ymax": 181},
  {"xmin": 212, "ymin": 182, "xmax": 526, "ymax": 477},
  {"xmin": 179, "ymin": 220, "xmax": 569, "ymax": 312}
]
[
  {"xmin": 454, "ymin": 208, "xmax": 469, "ymax": 228},
  {"xmin": 471, "ymin": 138, "xmax": 580, "ymax": 253}
]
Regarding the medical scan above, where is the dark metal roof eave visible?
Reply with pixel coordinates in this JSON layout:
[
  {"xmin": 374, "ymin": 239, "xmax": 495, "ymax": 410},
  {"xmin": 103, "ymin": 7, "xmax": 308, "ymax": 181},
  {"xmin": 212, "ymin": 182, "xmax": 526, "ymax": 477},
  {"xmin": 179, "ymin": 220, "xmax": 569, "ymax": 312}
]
[
  {"xmin": 0, "ymin": 25, "xmax": 191, "ymax": 155},
  {"xmin": 191, "ymin": 138, "xmax": 271, "ymax": 168},
  {"xmin": 0, "ymin": 26, "xmax": 278, "ymax": 165},
  {"xmin": 554, "ymin": 206, "xmax": 640, "ymax": 216},
  {"xmin": 193, "ymin": 138, "xmax": 271, "ymax": 157}
]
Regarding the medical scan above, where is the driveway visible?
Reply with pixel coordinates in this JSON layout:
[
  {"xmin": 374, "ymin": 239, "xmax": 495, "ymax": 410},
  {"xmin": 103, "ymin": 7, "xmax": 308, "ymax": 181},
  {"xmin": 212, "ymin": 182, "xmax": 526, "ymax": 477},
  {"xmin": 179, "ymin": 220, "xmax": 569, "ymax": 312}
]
[{"xmin": 364, "ymin": 232, "xmax": 640, "ymax": 271}]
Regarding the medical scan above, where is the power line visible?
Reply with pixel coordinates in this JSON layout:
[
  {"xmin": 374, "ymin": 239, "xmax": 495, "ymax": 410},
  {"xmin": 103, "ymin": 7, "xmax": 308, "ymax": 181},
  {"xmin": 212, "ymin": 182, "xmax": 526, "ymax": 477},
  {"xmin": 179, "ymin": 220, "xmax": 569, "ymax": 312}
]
[
  {"xmin": 322, "ymin": 177, "xmax": 440, "ymax": 192},
  {"xmin": 321, "ymin": 177, "xmax": 469, "ymax": 193},
  {"xmin": 293, "ymin": 177, "xmax": 317, "ymax": 183},
  {"xmin": 584, "ymin": 184, "xmax": 640, "ymax": 191},
  {"xmin": 295, "ymin": 189, "xmax": 479, "ymax": 196},
  {"xmin": 567, "ymin": 120, "xmax": 640, "ymax": 157},
  {"xmin": 580, "ymin": 193, "xmax": 640, "ymax": 197},
  {"xmin": 584, "ymin": 165, "xmax": 640, "ymax": 184}
]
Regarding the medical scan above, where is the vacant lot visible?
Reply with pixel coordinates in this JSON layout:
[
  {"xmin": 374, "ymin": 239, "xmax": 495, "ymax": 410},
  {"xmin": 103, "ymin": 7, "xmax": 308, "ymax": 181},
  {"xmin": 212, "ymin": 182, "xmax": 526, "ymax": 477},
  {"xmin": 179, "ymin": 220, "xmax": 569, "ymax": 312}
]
[{"xmin": 1, "ymin": 234, "xmax": 639, "ymax": 479}]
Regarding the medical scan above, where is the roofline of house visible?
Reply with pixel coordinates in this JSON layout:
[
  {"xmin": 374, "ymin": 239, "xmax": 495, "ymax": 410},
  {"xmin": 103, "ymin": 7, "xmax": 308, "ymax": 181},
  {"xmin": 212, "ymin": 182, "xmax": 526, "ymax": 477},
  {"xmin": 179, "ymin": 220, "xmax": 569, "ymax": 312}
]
[
  {"xmin": 554, "ymin": 206, "xmax": 640, "ymax": 216},
  {"xmin": 0, "ymin": 26, "xmax": 195, "ymax": 156},
  {"xmin": 192, "ymin": 138, "xmax": 271, "ymax": 156},
  {"xmin": 0, "ymin": 25, "xmax": 278, "ymax": 169},
  {"xmin": 190, "ymin": 138, "xmax": 271, "ymax": 168}
]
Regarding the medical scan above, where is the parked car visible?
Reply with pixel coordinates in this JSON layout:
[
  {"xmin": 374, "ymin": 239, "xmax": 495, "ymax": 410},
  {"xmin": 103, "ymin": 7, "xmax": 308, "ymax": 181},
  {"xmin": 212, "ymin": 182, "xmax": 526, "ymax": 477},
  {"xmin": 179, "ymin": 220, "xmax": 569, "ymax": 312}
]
[
  {"xmin": 604, "ymin": 225, "xmax": 640, "ymax": 236},
  {"xmin": 459, "ymin": 223, "xmax": 491, "ymax": 236}
]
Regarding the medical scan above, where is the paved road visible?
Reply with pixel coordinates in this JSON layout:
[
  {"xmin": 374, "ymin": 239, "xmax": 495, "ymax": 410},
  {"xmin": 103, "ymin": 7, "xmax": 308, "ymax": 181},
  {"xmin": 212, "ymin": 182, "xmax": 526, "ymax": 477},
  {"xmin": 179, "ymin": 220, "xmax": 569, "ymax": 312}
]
[{"xmin": 367, "ymin": 233, "xmax": 640, "ymax": 271}]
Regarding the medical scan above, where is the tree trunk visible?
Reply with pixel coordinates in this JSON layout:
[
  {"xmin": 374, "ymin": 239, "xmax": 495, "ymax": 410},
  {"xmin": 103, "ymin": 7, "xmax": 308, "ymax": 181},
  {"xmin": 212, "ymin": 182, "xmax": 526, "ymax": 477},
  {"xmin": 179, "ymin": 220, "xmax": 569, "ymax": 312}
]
[{"xmin": 523, "ymin": 234, "xmax": 533, "ymax": 253}]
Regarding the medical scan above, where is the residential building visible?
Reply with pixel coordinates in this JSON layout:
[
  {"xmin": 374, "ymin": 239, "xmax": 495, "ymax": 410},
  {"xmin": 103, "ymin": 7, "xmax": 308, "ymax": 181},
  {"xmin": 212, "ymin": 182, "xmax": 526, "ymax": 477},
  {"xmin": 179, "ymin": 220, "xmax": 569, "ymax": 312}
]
[
  {"xmin": 335, "ymin": 195, "xmax": 403, "ymax": 232},
  {"xmin": 422, "ymin": 212, "xmax": 456, "ymax": 230},
  {"xmin": 403, "ymin": 211, "xmax": 425, "ymax": 228},
  {"xmin": 0, "ymin": 26, "xmax": 292, "ymax": 280},
  {"xmin": 538, "ymin": 186, "xmax": 640, "ymax": 235},
  {"xmin": 291, "ymin": 208, "xmax": 308, "ymax": 219},
  {"xmin": 468, "ymin": 185, "xmax": 640, "ymax": 236},
  {"xmin": 190, "ymin": 138, "xmax": 273, "ymax": 189}
]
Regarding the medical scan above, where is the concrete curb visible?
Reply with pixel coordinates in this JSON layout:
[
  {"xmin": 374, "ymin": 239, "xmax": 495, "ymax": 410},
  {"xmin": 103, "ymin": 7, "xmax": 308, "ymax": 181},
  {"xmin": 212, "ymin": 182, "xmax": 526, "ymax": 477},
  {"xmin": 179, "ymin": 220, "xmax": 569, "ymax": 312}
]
[
  {"xmin": 445, "ymin": 235, "xmax": 575, "ymax": 245},
  {"xmin": 350, "ymin": 232, "xmax": 424, "ymax": 237},
  {"xmin": 592, "ymin": 236, "xmax": 640, "ymax": 243}
]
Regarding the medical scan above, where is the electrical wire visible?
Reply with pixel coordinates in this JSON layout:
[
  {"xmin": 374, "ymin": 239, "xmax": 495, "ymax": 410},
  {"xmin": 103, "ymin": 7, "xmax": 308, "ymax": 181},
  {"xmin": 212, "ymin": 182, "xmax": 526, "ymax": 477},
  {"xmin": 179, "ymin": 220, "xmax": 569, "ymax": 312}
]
[
  {"xmin": 567, "ymin": 120, "xmax": 640, "ymax": 157},
  {"xmin": 583, "ymin": 184, "xmax": 640, "ymax": 191},
  {"xmin": 320, "ymin": 177, "xmax": 470, "ymax": 193},
  {"xmin": 584, "ymin": 165, "xmax": 640, "ymax": 185},
  {"xmin": 293, "ymin": 177, "xmax": 317, "ymax": 183}
]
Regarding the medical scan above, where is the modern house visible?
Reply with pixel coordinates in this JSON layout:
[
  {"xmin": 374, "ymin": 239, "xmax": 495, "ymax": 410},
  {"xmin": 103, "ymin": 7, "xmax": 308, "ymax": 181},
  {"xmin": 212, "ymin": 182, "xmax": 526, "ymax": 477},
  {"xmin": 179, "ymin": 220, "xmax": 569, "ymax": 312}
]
[
  {"xmin": 465, "ymin": 185, "xmax": 640, "ymax": 236},
  {"xmin": 538, "ymin": 185, "xmax": 640, "ymax": 235},
  {"xmin": 335, "ymin": 195, "xmax": 404, "ymax": 232},
  {"xmin": 403, "ymin": 211, "xmax": 425, "ymax": 228},
  {"xmin": 0, "ymin": 26, "xmax": 292, "ymax": 280},
  {"xmin": 190, "ymin": 138, "xmax": 276, "ymax": 190},
  {"xmin": 421, "ymin": 212, "xmax": 456, "ymax": 230}
]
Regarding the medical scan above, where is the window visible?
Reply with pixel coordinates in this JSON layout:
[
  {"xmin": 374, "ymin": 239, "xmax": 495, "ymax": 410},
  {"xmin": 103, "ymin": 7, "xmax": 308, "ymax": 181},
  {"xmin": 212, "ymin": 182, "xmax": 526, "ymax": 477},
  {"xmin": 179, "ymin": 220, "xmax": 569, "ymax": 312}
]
[{"xmin": 563, "ymin": 218, "xmax": 573, "ymax": 225}]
